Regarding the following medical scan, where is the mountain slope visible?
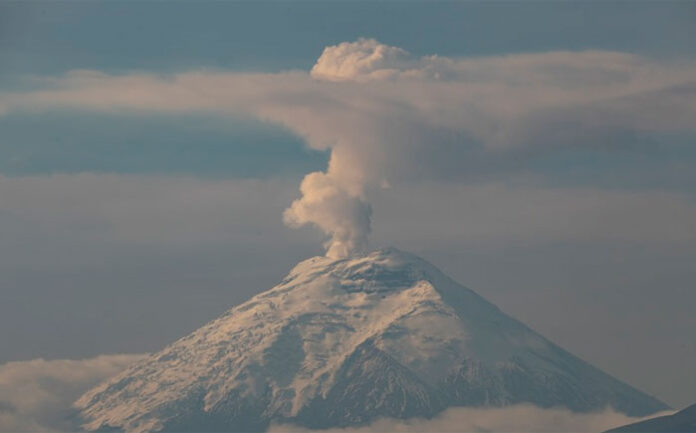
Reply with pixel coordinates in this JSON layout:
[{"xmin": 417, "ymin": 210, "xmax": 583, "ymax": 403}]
[
  {"xmin": 75, "ymin": 249, "xmax": 668, "ymax": 432},
  {"xmin": 606, "ymin": 403, "xmax": 696, "ymax": 432}
]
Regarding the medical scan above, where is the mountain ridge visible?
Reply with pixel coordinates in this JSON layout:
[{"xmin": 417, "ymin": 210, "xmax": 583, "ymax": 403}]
[
  {"xmin": 75, "ymin": 248, "xmax": 668, "ymax": 432},
  {"xmin": 605, "ymin": 403, "xmax": 696, "ymax": 432}
]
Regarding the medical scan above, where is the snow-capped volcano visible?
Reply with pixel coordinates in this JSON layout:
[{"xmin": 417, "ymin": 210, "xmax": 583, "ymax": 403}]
[{"xmin": 75, "ymin": 249, "xmax": 667, "ymax": 432}]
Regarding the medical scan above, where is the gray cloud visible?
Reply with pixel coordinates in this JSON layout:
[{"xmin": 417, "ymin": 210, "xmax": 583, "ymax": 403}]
[
  {"xmin": 371, "ymin": 181, "xmax": 696, "ymax": 245},
  {"xmin": 0, "ymin": 354, "xmax": 145, "ymax": 432},
  {"xmin": 0, "ymin": 174, "xmax": 305, "ymax": 265},
  {"xmin": 0, "ymin": 173, "xmax": 322, "ymax": 364},
  {"xmin": 1, "ymin": 175, "xmax": 693, "ymax": 272},
  {"xmin": 1, "ymin": 174, "xmax": 694, "ymax": 410}
]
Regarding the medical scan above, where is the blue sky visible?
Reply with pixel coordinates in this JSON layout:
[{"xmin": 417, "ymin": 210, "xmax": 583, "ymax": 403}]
[
  {"xmin": 0, "ymin": 111, "xmax": 325, "ymax": 176},
  {"xmin": 3, "ymin": 1, "xmax": 695, "ymax": 77},
  {"xmin": 0, "ymin": 1, "xmax": 695, "ymax": 420}
]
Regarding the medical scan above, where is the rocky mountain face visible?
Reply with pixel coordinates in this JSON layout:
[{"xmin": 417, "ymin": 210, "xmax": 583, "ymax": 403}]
[
  {"xmin": 75, "ymin": 249, "xmax": 668, "ymax": 432},
  {"xmin": 606, "ymin": 404, "xmax": 696, "ymax": 432}
]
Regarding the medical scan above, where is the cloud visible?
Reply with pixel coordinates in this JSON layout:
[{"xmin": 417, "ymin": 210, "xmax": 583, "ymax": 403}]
[
  {"xmin": 310, "ymin": 38, "xmax": 436, "ymax": 82},
  {"xmin": 0, "ymin": 174, "xmax": 324, "ymax": 367},
  {"xmin": 5, "ymin": 42, "xmax": 695, "ymax": 150},
  {"xmin": 1, "ymin": 173, "xmax": 693, "ymax": 408},
  {"xmin": 283, "ymin": 171, "xmax": 372, "ymax": 258},
  {"xmin": 0, "ymin": 174, "xmax": 298, "ymax": 251},
  {"xmin": 0, "ymin": 354, "xmax": 145, "ymax": 432},
  {"xmin": 372, "ymin": 181, "xmax": 696, "ymax": 245},
  {"xmin": 0, "ymin": 353, "xmax": 673, "ymax": 433},
  {"xmin": 2, "ymin": 39, "xmax": 695, "ymax": 257},
  {"xmin": 270, "ymin": 405, "xmax": 674, "ymax": 433},
  {"xmin": 1, "ymin": 174, "xmax": 693, "ymax": 271}
]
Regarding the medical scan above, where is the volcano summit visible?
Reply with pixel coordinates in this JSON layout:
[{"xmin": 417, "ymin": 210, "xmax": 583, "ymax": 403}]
[{"xmin": 75, "ymin": 249, "xmax": 667, "ymax": 432}]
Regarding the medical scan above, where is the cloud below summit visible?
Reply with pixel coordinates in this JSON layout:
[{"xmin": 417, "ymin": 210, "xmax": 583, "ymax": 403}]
[
  {"xmin": 3, "ymin": 39, "xmax": 695, "ymax": 257},
  {"xmin": 271, "ymin": 405, "xmax": 672, "ymax": 433},
  {"xmin": 0, "ymin": 355, "xmax": 145, "ymax": 432},
  {"xmin": 0, "ymin": 354, "xmax": 671, "ymax": 433}
]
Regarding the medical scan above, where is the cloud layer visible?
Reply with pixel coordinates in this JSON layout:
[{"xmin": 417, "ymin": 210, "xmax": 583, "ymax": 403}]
[
  {"xmin": 1, "ymin": 173, "xmax": 694, "ymax": 408},
  {"xmin": 270, "ymin": 405, "xmax": 673, "ymax": 433},
  {"xmin": 3, "ymin": 39, "xmax": 695, "ymax": 257},
  {"xmin": 0, "ymin": 354, "xmax": 144, "ymax": 432},
  {"xmin": 0, "ymin": 353, "xmax": 672, "ymax": 433}
]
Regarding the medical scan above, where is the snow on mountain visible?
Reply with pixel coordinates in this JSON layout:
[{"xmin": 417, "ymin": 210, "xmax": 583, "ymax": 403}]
[
  {"xmin": 75, "ymin": 248, "xmax": 668, "ymax": 432},
  {"xmin": 605, "ymin": 403, "xmax": 696, "ymax": 432}
]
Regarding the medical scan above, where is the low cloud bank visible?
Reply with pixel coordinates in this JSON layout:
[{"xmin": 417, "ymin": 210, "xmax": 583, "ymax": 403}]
[
  {"xmin": 0, "ymin": 354, "xmax": 145, "ymax": 432},
  {"xmin": 0, "ymin": 353, "xmax": 672, "ymax": 433},
  {"xmin": 271, "ymin": 405, "xmax": 674, "ymax": 433}
]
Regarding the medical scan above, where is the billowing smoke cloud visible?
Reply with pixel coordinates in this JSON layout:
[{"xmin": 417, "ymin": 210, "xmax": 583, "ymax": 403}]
[
  {"xmin": 2, "ymin": 39, "xmax": 696, "ymax": 257},
  {"xmin": 0, "ymin": 354, "xmax": 145, "ymax": 432},
  {"xmin": 284, "ymin": 38, "xmax": 695, "ymax": 257},
  {"xmin": 311, "ymin": 38, "xmax": 456, "ymax": 82},
  {"xmin": 311, "ymin": 38, "xmax": 421, "ymax": 82},
  {"xmin": 270, "ymin": 405, "xmax": 674, "ymax": 433},
  {"xmin": 284, "ymin": 39, "xmax": 431, "ymax": 256},
  {"xmin": 283, "ymin": 171, "xmax": 371, "ymax": 258}
]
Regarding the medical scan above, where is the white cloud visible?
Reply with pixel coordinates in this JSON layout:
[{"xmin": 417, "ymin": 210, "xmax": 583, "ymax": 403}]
[
  {"xmin": 270, "ymin": 405, "xmax": 674, "ymax": 433},
  {"xmin": 310, "ymin": 38, "xmax": 432, "ymax": 82},
  {"xmin": 0, "ymin": 354, "xmax": 145, "ymax": 432},
  {"xmin": 0, "ymin": 354, "xmax": 673, "ymax": 433},
  {"xmin": 2, "ymin": 39, "xmax": 695, "ymax": 257},
  {"xmin": 284, "ymin": 171, "xmax": 372, "ymax": 259}
]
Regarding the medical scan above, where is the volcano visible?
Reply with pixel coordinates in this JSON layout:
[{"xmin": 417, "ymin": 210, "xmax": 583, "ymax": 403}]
[{"xmin": 75, "ymin": 249, "xmax": 667, "ymax": 432}]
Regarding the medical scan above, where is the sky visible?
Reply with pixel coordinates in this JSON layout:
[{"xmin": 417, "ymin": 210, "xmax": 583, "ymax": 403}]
[{"xmin": 0, "ymin": 1, "xmax": 695, "ymax": 428}]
